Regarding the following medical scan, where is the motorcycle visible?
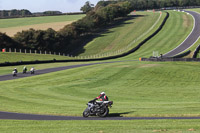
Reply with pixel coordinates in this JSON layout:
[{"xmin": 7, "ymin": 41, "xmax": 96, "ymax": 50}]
[
  {"xmin": 12, "ymin": 71, "xmax": 17, "ymax": 77},
  {"xmin": 83, "ymin": 99, "xmax": 113, "ymax": 117},
  {"xmin": 30, "ymin": 68, "xmax": 35, "ymax": 74},
  {"xmin": 23, "ymin": 69, "xmax": 27, "ymax": 74}
]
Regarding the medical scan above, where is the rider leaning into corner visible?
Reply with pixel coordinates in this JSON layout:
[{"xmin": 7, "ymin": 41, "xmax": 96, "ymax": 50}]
[{"xmin": 96, "ymin": 92, "xmax": 109, "ymax": 101}]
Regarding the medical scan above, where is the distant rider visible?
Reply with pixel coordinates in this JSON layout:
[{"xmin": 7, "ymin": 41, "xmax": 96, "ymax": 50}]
[
  {"xmin": 14, "ymin": 68, "xmax": 18, "ymax": 73},
  {"xmin": 30, "ymin": 67, "xmax": 35, "ymax": 74},
  {"xmin": 23, "ymin": 66, "xmax": 27, "ymax": 74},
  {"xmin": 12, "ymin": 68, "xmax": 18, "ymax": 76}
]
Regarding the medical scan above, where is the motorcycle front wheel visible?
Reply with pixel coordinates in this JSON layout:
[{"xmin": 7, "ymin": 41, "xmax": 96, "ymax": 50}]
[{"xmin": 83, "ymin": 109, "xmax": 90, "ymax": 118}]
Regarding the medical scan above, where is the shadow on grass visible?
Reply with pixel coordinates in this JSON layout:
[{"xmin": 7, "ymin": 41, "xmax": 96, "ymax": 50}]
[{"xmin": 108, "ymin": 111, "xmax": 135, "ymax": 117}]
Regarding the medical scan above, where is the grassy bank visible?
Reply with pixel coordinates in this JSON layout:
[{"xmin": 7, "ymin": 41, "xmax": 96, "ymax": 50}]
[
  {"xmin": 77, "ymin": 11, "xmax": 163, "ymax": 56},
  {"xmin": 0, "ymin": 119, "xmax": 200, "ymax": 133},
  {"xmin": 121, "ymin": 10, "xmax": 193, "ymax": 59},
  {"xmin": 1, "ymin": 61, "xmax": 200, "ymax": 117}
]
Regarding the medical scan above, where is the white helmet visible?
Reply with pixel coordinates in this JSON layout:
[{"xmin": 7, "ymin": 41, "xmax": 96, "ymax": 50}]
[{"xmin": 100, "ymin": 92, "xmax": 105, "ymax": 95}]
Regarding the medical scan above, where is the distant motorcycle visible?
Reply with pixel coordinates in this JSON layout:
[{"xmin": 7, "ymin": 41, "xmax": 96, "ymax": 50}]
[
  {"xmin": 23, "ymin": 68, "xmax": 27, "ymax": 74},
  {"xmin": 12, "ymin": 71, "xmax": 17, "ymax": 77},
  {"xmin": 30, "ymin": 68, "xmax": 35, "ymax": 74},
  {"xmin": 83, "ymin": 99, "xmax": 113, "ymax": 117}
]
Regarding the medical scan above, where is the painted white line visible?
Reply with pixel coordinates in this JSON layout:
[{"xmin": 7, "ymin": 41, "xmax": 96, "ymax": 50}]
[{"xmin": 164, "ymin": 11, "xmax": 200, "ymax": 57}]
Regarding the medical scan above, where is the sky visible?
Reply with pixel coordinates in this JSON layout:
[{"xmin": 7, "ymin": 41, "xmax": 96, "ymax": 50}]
[{"xmin": 0, "ymin": 0, "xmax": 101, "ymax": 13}]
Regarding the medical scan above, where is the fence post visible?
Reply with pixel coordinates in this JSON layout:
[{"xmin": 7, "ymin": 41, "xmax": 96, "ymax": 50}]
[
  {"xmin": 35, "ymin": 50, "xmax": 37, "ymax": 54},
  {"xmin": 15, "ymin": 48, "xmax": 16, "ymax": 53},
  {"xmin": 40, "ymin": 50, "xmax": 41, "ymax": 54},
  {"xmin": 9, "ymin": 48, "xmax": 11, "ymax": 52},
  {"xmin": 30, "ymin": 49, "xmax": 31, "ymax": 54},
  {"xmin": 25, "ymin": 49, "xmax": 26, "ymax": 54},
  {"xmin": 20, "ymin": 49, "xmax": 21, "ymax": 53}
]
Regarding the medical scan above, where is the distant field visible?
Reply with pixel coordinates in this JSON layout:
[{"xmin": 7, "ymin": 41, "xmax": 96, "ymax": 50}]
[{"xmin": 0, "ymin": 14, "xmax": 85, "ymax": 36}]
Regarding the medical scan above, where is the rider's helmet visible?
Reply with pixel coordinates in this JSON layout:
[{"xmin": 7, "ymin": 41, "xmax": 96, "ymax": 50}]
[{"xmin": 100, "ymin": 92, "xmax": 105, "ymax": 95}]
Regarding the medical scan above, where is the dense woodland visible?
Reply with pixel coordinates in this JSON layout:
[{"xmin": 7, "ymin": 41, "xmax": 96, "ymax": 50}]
[
  {"xmin": 117, "ymin": 0, "xmax": 200, "ymax": 10},
  {"xmin": 0, "ymin": 0, "xmax": 200, "ymax": 55}
]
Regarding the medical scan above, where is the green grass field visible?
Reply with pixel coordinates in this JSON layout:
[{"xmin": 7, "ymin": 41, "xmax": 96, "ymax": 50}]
[
  {"xmin": 77, "ymin": 11, "xmax": 164, "ymax": 56},
  {"xmin": 1, "ymin": 119, "xmax": 200, "ymax": 133},
  {"xmin": 1, "ymin": 61, "xmax": 200, "ymax": 117},
  {"xmin": 187, "ymin": 8, "xmax": 200, "ymax": 13},
  {"xmin": 0, "ymin": 9, "xmax": 200, "ymax": 132},
  {"xmin": 0, "ymin": 14, "xmax": 85, "ymax": 28},
  {"xmin": 122, "ymin": 10, "xmax": 193, "ymax": 59},
  {"xmin": 0, "ymin": 52, "xmax": 72, "ymax": 63},
  {"xmin": 1, "ymin": 61, "xmax": 200, "ymax": 132}
]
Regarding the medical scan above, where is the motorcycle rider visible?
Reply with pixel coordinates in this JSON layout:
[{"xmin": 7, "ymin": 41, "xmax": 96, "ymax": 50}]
[
  {"xmin": 23, "ymin": 66, "xmax": 27, "ymax": 74},
  {"xmin": 14, "ymin": 68, "xmax": 18, "ymax": 73},
  {"xmin": 12, "ymin": 68, "xmax": 18, "ymax": 77},
  {"xmin": 30, "ymin": 67, "xmax": 35, "ymax": 74},
  {"xmin": 96, "ymin": 92, "xmax": 109, "ymax": 101}
]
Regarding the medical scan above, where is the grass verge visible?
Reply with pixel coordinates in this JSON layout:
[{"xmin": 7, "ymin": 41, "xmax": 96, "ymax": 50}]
[{"xmin": 0, "ymin": 120, "xmax": 200, "ymax": 133}]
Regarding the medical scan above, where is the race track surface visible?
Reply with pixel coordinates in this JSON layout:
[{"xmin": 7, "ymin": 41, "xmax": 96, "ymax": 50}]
[
  {"xmin": 0, "ymin": 61, "xmax": 130, "ymax": 82},
  {"xmin": 1, "ymin": 111, "xmax": 200, "ymax": 120},
  {"xmin": 164, "ymin": 11, "xmax": 200, "ymax": 57}
]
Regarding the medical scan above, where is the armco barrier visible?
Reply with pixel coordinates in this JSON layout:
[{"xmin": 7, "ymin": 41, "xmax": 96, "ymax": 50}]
[
  {"xmin": 173, "ymin": 50, "xmax": 191, "ymax": 58},
  {"xmin": 141, "ymin": 57, "xmax": 200, "ymax": 62},
  {"xmin": 0, "ymin": 12, "xmax": 169, "ymax": 67},
  {"xmin": 193, "ymin": 44, "xmax": 200, "ymax": 58}
]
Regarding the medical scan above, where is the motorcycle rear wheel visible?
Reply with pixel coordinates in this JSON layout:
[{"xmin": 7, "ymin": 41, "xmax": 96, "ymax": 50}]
[{"xmin": 97, "ymin": 107, "xmax": 109, "ymax": 117}]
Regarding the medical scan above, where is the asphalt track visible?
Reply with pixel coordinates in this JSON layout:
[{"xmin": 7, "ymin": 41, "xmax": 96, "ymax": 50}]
[
  {"xmin": 164, "ymin": 11, "xmax": 200, "ymax": 57},
  {"xmin": 1, "ymin": 111, "xmax": 200, "ymax": 120}
]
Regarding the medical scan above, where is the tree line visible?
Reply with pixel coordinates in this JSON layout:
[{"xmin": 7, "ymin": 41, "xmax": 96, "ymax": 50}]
[
  {"xmin": 117, "ymin": 0, "xmax": 200, "ymax": 10},
  {"xmin": 0, "ymin": 9, "xmax": 64, "ymax": 18},
  {"xmin": 0, "ymin": 9, "xmax": 32, "ymax": 18}
]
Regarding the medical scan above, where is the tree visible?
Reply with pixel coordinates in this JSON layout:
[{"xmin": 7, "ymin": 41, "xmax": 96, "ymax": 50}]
[
  {"xmin": 0, "ymin": 32, "xmax": 21, "ymax": 48},
  {"xmin": 80, "ymin": 1, "xmax": 94, "ymax": 13}
]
